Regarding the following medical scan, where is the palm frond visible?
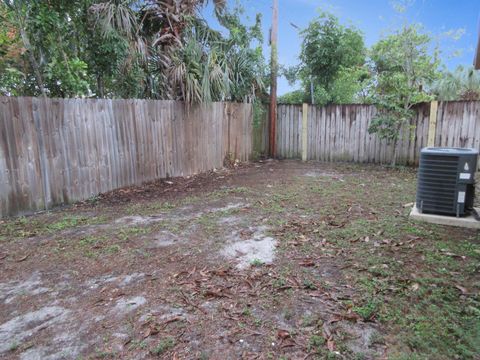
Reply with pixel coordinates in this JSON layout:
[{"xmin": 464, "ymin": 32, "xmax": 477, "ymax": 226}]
[
  {"xmin": 89, "ymin": 1, "xmax": 138, "ymax": 39},
  {"xmin": 432, "ymin": 66, "xmax": 480, "ymax": 101}
]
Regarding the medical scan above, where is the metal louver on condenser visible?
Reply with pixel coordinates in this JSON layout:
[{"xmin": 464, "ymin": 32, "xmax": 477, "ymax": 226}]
[{"xmin": 416, "ymin": 147, "xmax": 478, "ymax": 217}]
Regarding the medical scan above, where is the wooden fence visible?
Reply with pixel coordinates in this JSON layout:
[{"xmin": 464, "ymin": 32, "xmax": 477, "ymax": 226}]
[
  {"xmin": 0, "ymin": 97, "xmax": 252, "ymax": 217},
  {"xmin": 256, "ymin": 101, "xmax": 480, "ymax": 166},
  {"xmin": 3, "ymin": 97, "xmax": 479, "ymax": 217}
]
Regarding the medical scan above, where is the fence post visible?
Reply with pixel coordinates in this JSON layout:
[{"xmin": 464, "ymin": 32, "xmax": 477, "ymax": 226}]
[
  {"xmin": 302, "ymin": 103, "xmax": 308, "ymax": 161},
  {"xmin": 427, "ymin": 101, "xmax": 438, "ymax": 147}
]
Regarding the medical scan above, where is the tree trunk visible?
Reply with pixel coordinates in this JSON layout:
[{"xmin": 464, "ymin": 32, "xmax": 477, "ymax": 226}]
[
  {"xmin": 391, "ymin": 138, "xmax": 399, "ymax": 167},
  {"xmin": 391, "ymin": 120, "xmax": 404, "ymax": 167},
  {"xmin": 97, "ymin": 74, "xmax": 105, "ymax": 98},
  {"xmin": 19, "ymin": 27, "xmax": 46, "ymax": 97}
]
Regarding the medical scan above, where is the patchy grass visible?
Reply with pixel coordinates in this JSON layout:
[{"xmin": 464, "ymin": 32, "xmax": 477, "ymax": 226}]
[
  {"xmin": 8, "ymin": 342, "xmax": 19, "ymax": 352},
  {"xmin": 293, "ymin": 173, "xmax": 479, "ymax": 359},
  {"xmin": 251, "ymin": 163, "xmax": 479, "ymax": 359},
  {"xmin": 0, "ymin": 214, "xmax": 106, "ymax": 240},
  {"xmin": 150, "ymin": 337, "xmax": 175, "ymax": 355},
  {"xmin": 0, "ymin": 161, "xmax": 478, "ymax": 359},
  {"xmin": 340, "ymin": 220, "xmax": 480, "ymax": 359},
  {"xmin": 250, "ymin": 258, "xmax": 265, "ymax": 267}
]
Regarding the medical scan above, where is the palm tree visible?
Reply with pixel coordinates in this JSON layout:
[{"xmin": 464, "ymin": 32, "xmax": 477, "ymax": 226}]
[
  {"xmin": 432, "ymin": 66, "xmax": 480, "ymax": 101},
  {"xmin": 89, "ymin": 0, "xmax": 263, "ymax": 103}
]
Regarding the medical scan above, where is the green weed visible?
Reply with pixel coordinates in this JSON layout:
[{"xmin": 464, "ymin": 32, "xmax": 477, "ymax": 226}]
[
  {"xmin": 151, "ymin": 337, "xmax": 175, "ymax": 355},
  {"xmin": 250, "ymin": 258, "xmax": 264, "ymax": 267}
]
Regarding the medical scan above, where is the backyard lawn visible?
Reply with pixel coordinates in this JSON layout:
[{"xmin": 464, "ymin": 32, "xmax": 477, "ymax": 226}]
[{"xmin": 0, "ymin": 160, "xmax": 479, "ymax": 360}]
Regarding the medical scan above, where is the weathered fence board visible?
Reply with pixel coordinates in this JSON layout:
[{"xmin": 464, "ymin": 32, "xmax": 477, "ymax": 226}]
[
  {"xmin": 4, "ymin": 98, "xmax": 480, "ymax": 217},
  {"xmin": 0, "ymin": 97, "xmax": 253, "ymax": 217},
  {"xmin": 266, "ymin": 102, "xmax": 480, "ymax": 167}
]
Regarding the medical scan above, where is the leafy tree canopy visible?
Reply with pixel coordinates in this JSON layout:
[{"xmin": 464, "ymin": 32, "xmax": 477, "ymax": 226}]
[
  {"xmin": 278, "ymin": 89, "xmax": 304, "ymax": 104},
  {"xmin": 368, "ymin": 24, "xmax": 440, "ymax": 165},
  {"xmin": 284, "ymin": 11, "xmax": 367, "ymax": 105},
  {"xmin": 0, "ymin": 0, "xmax": 267, "ymax": 102}
]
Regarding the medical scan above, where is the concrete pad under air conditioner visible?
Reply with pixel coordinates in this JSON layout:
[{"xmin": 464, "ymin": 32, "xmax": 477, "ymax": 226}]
[{"xmin": 409, "ymin": 206, "xmax": 480, "ymax": 229}]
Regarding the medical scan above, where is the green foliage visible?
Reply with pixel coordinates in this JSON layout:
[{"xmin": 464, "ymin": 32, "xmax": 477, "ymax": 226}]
[
  {"xmin": 368, "ymin": 24, "xmax": 439, "ymax": 165},
  {"xmin": 250, "ymin": 258, "xmax": 264, "ymax": 266},
  {"xmin": 8, "ymin": 341, "xmax": 19, "ymax": 352},
  {"xmin": 1, "ymin": 0, "xmax": 98, "ymax": 96},
  {"xmin": 308, "ymin": 335, "xmax": 325, "ymax": 352},
  {"xmin": 45, "ymin": 58, "xmax": 90, "ymax": 97},
  {"xmin": 300, "ymin": 12, "xmax": 365, "ymax": 89},
  {"xmin": 353, "ymin": 297, "xmax": 379, "ymax": 320},
  {"xmin": 253, "ymin": 101, "xmax": 266, "ymax": 128},
  {"xmin": 46, "ymin": 216, "xmax": 86, "ymax": 232},
  {"xmin": 312, "ymin": 85, "xmax": 331, "ymax": 105},
  {"xmin": 0, "ymin": 0, "xmax": 267, "ymax": 102},
  {"xmin": 368, "ymin": 111, "xmax": 414, "ymax": 144},
  {"xmin": 151, "ymin": 337, "xmax": 175, "ymax": 355},
  {"xmin": 0, "ymin": 67, "xmax": 24, "ymax": 96},
  {"xmin": 0, "ymin": 2, "xmax": 24, "ymax": 95},
  {"xmin": 431, "ymin": 65, "xmax": 480, "ymax": 101},
  {"xmin": 164, "ymin": 6, "xmax": 266, "ymax": 103},
  {"xmin": 278, "ymin": 90, "xmax": 306, "ymax": 104},
  {"xmin": 84, "ymin": 30, "xmax": 132, "ymax": 98},
  {"xmin": 329, "ymin": 66, "xmax": 372, "ymax": 104},
  {"xmin": 280, "ymin": 65, "xmax": 371, "ymax": 105},
  {"xmin": 286, "ymin": 10, "xmax": 367, "ymax": 105}
]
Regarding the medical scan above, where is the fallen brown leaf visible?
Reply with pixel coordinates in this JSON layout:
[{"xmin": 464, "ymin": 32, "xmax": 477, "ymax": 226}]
[
  {"xmin": 322, "ymin": 323, "xmax": 331, "ymax": 339},
  {"xmin": 16, "ymin": 254, "xmax": 30, "ymax": 262},
  {"xmin": 329, "ymin": 310, "xmax": 362, "ymax": 324},
  {"xmin": 204, "ymin": 289, "xmax": 232, "ymax": 299},
  {"xmin": 276, "ymin": 285, "xmax": 293, "ymax": 291},
  {"xmin": 299, "ymin": 259, "xmax": 315, "ymax": 267},
  {"xmin": 327, "ymin": 337, "xmax": 336, "ymax": 352},
  {"xmin": 277, "ymin": 329, "xmax": 290, "ymax": 340},
  {"xmin": 143, "ymin": 325, "xmax": 160, "ymax": 338},
  {"xmin": 280, "ymin": 338, "xmax": 296, "ymax": 348},
  {"xmin": 297, "ymin": 234, "xmax": 309, "ymax": 243},
  {"xmin": 344, "ymin": 310, "xmax": 362, "ymax": 322},
  {"xmin": 328, "ymin": 314, "xmax": 344, "ymax": 324},
  {"xmin": 455, "ymin": 285, "xmax": 468, "ymax": 295},
  {"xmin": 162, "ymin": 316, "xmax": 184, "ymax": 325}
]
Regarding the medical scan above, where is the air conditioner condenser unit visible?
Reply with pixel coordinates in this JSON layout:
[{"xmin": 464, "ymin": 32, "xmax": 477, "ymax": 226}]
[{"xmin": 416, "ymin": 147, "xmax": 478, "ymax": 217}]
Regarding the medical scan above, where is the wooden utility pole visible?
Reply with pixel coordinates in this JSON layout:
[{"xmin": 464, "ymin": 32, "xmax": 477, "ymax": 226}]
[{"xmin": 269, "ymin": 0, "xmax": 278, "ymax": 158}]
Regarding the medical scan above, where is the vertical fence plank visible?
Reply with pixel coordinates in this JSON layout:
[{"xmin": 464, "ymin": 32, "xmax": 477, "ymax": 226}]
[
  {"xmin": 288, "ymin": 105, "xmax": 293, "ymax": 158},
  {"xmin": 323, "ymin": 106, "xmax": 329, "ymax": 161},
  {"xmin": 272, "ymin": 101, "xmax": 478, "ymax": 165},
  {"xmin": 3, "ymin": 97, "xmax": 480, "ymax": 217},
  {"xmin": 473, "ymin": 102, "xmax": 480, "ymax": 169},
  {"xmin": 284, "ymin": 105, "xmax": 289, "ymax": 159},
  {"xmin": 0, "ymin": 97, "xmax": 254, "ymax": 217},
  {"xmin": 312, "ymin": 106, "xmax": 318, "ymax": 160}
]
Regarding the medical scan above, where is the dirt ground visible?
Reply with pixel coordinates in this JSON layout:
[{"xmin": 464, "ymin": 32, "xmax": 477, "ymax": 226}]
[{"xmin": 0, "ymin": 160, "xmax": 479, "ymax": 360}]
